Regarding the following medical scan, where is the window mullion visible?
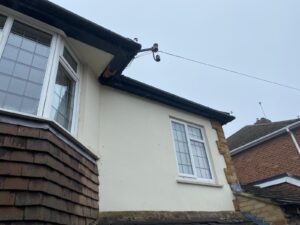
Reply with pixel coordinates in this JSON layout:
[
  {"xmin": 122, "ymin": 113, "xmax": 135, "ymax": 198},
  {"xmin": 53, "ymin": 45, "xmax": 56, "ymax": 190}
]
[
  {"xmin": 37, "ymin": 34, "xmax": 59, "ymax": 116},
  {"xmin": 42, "ymin": 35, "xmax": 62, "ymax": 118},
  {"xmin": 185, "ymin": 123, "xmax": 197, "ymax": 178},
  {"xmin": 0, "ymin": 16, "xmax": 13, "ymax": 58},
  {"xmin": 70, "ymin": 62, "xmax": 81, "ymax": 135},
  {"xmin": 200, "ymin": 127, "xmax": 215, "ymax": 181}
]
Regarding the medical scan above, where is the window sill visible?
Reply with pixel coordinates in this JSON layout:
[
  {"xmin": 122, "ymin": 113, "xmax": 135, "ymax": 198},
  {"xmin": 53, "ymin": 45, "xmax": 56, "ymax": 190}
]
[{"xmin": 176, "ymin": 177, "xmax": 223, "ymax": 188}]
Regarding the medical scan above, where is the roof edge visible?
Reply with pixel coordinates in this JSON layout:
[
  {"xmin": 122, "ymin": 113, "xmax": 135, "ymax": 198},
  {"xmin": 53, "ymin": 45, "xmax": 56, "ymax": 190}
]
[
  {"xmin": 99, "ymin": 75, "xmax": 235, "ymax": 125},
  {"xmin": 0, "ymin": 0, "xmax": 141, "ymax": 78},
  {"xmin": 231, "ymin": 121, "xmax": 300, "ymax": 156},
  {"xmin": 247, "ymin": 173, "xmax": 300, "ymax": 188}
]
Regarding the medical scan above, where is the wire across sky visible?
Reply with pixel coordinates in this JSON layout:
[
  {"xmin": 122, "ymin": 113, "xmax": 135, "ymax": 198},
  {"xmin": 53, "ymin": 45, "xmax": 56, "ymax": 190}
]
[{"xmin": 156, "ymin": 50, "xmax": 300, "ymax": 93}]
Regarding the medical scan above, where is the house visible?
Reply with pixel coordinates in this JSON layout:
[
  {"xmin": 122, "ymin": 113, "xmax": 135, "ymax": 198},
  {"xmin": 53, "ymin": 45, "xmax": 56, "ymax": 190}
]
[
  {"xmin": 0, "ymin": 0, "xmax": 254, "ymax": 224},
  {"xmin": 228, "ymin": 118, "xmax": 300, "ymax": 224}
]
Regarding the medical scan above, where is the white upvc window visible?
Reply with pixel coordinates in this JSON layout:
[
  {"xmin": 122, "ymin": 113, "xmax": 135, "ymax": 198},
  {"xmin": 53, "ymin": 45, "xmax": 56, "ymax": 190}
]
[
  {"xmin": 0, "ymin": 14, "xmax": 80, "ymax": 134},
  {"xmin": 171, "ymin": 119, "xmax": 214, "ymax": 182}
]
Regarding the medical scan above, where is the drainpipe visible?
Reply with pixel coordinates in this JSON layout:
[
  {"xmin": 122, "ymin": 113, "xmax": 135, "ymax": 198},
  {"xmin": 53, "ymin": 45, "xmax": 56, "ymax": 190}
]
[{"xmin": 286, "ymin": 127, "xmax": 300, "ymax": 154}]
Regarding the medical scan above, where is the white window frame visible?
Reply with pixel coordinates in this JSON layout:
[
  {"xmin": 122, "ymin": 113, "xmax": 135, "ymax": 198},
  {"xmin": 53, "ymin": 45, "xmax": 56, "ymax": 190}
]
[
  {"xmin": 43, "ymin": 36, "xmax": 81, "ymax": 135},
  {"xmin": 0, "ymin": 13, "xmax": 81, "ymax": 135},
  {"xmin": 170, "ymin": 118, "xmax": 215, "ymax": 183}
]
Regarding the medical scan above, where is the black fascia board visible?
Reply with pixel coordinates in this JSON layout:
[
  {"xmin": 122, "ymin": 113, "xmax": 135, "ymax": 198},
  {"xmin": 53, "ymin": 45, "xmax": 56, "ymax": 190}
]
[
  {"xmin": 100, "ymin": 75, "xmax": 235, "ymax": 125},
  {"xmin": 0, "ymin": 0, "xmax": 141, "ymax": 76}
]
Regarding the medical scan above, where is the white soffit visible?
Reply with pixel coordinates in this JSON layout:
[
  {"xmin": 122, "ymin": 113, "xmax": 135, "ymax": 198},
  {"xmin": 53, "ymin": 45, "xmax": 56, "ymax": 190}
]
[
  {"xmin": 254, "ymin": 176, "xmax": 300, "ymax": 188},
  {"xmin": 67, "ymin": 37, "xmax": 114, "ymax": 75}
]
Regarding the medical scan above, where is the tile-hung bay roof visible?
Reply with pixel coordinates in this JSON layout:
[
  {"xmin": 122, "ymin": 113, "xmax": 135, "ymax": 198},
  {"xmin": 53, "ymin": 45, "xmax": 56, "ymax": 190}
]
[{"xmin": 227, "ymin": 118, "xmax": 300, "ymax": 150}]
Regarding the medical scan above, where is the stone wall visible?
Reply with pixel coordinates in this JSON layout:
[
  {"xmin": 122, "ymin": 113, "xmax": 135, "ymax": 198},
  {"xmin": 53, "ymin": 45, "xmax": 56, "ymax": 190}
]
[
  {"xmin": 0, "ymin": 111, "xmax": 99, "ymax": 224},
  {"xmin": 211, "ymin": 120, "xmax": 238, "ymax": 185},
  {"xmin": 211, "ymin": 120, "xmax": 240, "ymax": 209},
  {"xmin": 237, "ymin": 193, "xmax": 288, "ymax": 225},
  {"xmin": 96, "ymin": 211, "xmax": 254, "ymax": 225}
]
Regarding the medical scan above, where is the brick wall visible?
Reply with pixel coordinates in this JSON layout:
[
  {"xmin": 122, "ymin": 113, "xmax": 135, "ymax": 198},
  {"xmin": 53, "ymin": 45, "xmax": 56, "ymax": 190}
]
[
  {"xmin": 265, "ymin": 183, "xmax": 300, "ymax": 195},
  {"xmin": 232, "ymin": 128, "xmax": 300, "ymax": 185},
  {"xmin": 0, "ymin": 113, "xmax": 99, "ymax": 224}
]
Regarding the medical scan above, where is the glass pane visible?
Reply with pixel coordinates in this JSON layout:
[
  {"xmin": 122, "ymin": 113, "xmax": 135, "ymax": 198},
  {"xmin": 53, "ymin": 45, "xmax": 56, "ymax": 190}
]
[
  {"xmin": 20, "ymin": 98, "xmax": 39, "ymax": 114},
  {"xmin": 14, "ymin": 63, "xmax": 31, "ymax": 80},
  {"xmin": 17, "ymin": 50, "xmax": 34, "ymax": 65},
  {"xmin": 11, "ymin": 21, "xmax": 51, "ymax": 46},
  {"xmin": 24, "ymin": 82, "xmax": 42, "ymax": 99},
  {"xmin": 8, "ymin": 78, "xmax": 26, "ymax": 95},
  {"xmin": 0, "ymin": 59, "xmax": 14, "ymax": 74},
  {"xmin": 8, "ymin": 33, "xmax": 22, "ymax": 47},
  {"xmin": 188, "ymin": 125, "xmax": 203, "ymax": 140},
  {"xmin": 172, "ymin": 121, "xmax": 193, "ymax": 175},
  {"xmin": 2, "ymin": 45, "xmax": 19, "ymax": 60},
  {"xmin": 0, "ymin": 21, "xmax": 51, "ymax": 114},
  {"xmin": 28, "ymin": 68, "xmax": 44, "ymax": 84},
  {"xmin": 51, "ymin": 64, "xmax": 75, "ymax": 131},
  {"xmin": 0, "ymin": 91, "xmax": 5, "ymax": 106},
  {"xmin": 21, "ymin": 38, "xmax": 36, "ymax": 52},
  {"xmin": 0, "ymin": 74, "xmax": 10, "ymax": 91},
  {"xmin": 190, "ymin": 140, "xmax": 212, "ymax": 179},
  {"xmin": 36, "ymin": 43, "xmax": 50, "ymax": 57},
  {"xmin": 3, "ymin": 94, "xmax": 22, "ymax": 111},
  {"xmin": 0, "ymin": 15, "xmax": 6, "ymax": 29},
  {"xmin": 63, "ymin": 48, "xmax": 77, "ymax": 72},
  {"xmin": 32, "ymin": 55, "xmax": 48, "ymax": 70}
]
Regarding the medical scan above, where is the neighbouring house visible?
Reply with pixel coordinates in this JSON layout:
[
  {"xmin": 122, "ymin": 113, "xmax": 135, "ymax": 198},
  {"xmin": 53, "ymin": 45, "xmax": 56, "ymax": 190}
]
[
  {"xmin": 0, "ymin": 1, "xmax": 255, "ymax": 224},
  {"xmin": 228, "ymin": 118, "xmax": 300, "ymax": 224}
]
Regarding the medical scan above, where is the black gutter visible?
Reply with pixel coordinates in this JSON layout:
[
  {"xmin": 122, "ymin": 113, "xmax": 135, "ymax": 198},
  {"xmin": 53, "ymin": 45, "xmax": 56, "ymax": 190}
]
[
  {"xmin": 0, "ymin": 0, "xmax": 141, "ymax": 76},
  {"xmin": 100, "ymin": 75, "xmax": 235, "ymax": 125}
]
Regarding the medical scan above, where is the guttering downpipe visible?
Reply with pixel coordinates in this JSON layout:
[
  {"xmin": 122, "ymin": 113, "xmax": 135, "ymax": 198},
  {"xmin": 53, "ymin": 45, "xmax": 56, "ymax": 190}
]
[
  {"xmin": 231, "ymin": 121, "xmax": 300, "ymax": 156},
  {"xmin": 286, "ymin": 127, "xmax": 300, "ymax": 154}
]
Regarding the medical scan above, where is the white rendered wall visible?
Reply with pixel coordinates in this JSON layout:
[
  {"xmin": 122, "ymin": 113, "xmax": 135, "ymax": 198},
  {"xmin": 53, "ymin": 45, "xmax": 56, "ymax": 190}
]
[{"xmin": 77, "ymin": 69, "xmax": 235, "ymax": 212}]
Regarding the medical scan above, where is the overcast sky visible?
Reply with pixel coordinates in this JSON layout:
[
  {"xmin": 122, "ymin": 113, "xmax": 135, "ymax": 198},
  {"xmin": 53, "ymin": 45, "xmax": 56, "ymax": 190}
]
[{"xmin": 51, "ymin": 0, "xmax": 300, "ymax": 137}]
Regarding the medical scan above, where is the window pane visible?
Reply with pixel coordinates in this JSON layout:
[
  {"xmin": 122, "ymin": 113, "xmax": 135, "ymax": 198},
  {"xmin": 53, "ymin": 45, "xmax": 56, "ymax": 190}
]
[
  {"xmin": 63, "ymin": 48, "xmax": 77, "ymax": 72},
  {"xmin": 51, "ymin": 64, "xmax": 75, "ymax": 131},
  {"xmin": 190, "ymin": 140, "xmax": 212, "ymax": 179},
  {"xmin": 188, "ymin": 125, "xmax": 203, "ymax": 140},
  {"xmin": 0, "ymin": 21, "xmax": 51, "ymax": 114},
  {"xmin": 11, "ymin": 21, "xmax": 51, "ymax": 46},
  {"xmin": 172, "ymin": 121, "xmax": 194, "ymax": 175},
  {"xmin": 0, "ymin": 15, "xmax": 6, "ymax": 30}
]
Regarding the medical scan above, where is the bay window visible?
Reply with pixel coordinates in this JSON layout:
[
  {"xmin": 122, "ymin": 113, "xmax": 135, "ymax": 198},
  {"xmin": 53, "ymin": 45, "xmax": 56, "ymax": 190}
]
[
  {"xmin": 0, "ymin": 15, "xmax": 80, "ymax": 134},
  {"xmin": 171, "ymin": 119, "xmax": 214, "ymax": 182}
]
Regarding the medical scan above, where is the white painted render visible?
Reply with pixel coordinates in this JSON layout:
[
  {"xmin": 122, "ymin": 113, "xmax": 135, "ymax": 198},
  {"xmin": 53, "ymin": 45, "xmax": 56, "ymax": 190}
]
[
  {"xmin": 77, "ymin": 68, "xmax": 235, "ymax": 212},
  {"xmin": 0, "ymin": 6, "xmax": 235, "ymax": 211}
]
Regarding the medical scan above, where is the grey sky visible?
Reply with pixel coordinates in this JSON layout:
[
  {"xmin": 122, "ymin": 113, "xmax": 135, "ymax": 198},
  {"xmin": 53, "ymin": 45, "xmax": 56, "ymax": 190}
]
[{"xmin": 50, "ymin": 0, "xmax": 300, "ymax": 137}]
